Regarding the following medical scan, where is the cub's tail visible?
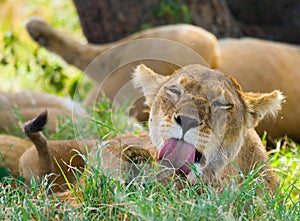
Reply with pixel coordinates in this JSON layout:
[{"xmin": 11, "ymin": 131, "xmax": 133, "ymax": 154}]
[{"xmin": 24, "ymin": 110, "xmax": 53, "ymax": 177}]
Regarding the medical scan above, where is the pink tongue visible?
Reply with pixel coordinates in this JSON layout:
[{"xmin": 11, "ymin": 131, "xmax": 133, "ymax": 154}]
[{"xmin": 158, "ymin": 138, "xmax": 196, "ymax": 174}]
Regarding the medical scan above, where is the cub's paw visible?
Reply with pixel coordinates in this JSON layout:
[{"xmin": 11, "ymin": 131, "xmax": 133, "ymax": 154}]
[{"xmin": 121, "ymin": 146, "xmax": 153, "ymax": 164}]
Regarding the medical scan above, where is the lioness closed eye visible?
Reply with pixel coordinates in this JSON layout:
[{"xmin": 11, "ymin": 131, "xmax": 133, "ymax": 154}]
[{"xmin": 133, "ymin": 64, "xmax": 284, "ymax": 193}]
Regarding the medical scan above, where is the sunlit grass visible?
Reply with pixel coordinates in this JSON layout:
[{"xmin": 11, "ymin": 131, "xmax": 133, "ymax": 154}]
[
  {"xmin": 270, "ymin": 137, "xmax": 300, "ymax": 204},
  {"xmin": 1, "ymin": 143, "xmax": 299, "ymax": 220}
]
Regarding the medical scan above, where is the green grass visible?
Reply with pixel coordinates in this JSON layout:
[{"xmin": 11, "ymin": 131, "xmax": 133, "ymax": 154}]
[
  {"xmin": 0, "ymin": 0, "xmax": 299, "ymax": 220},
  {"xmin": 0, "ymin": 100, "xmax": 299, "ymax": 220},
  {"xmin": 0, "ymin": 143, "xmax": 299, "ymax": 220},
  {"xmin": 0, "ymin": 0, "xmax": 90, "ymax": 99}
]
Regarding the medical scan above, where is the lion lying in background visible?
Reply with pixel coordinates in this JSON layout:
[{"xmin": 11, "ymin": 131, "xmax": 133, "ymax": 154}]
[
  {"xmin": 26, "ymin": 18, "xmax": 300, "ymax": 141},
  {"xmin": 26, "ymin": 18, "xmax": 217, "ymax": 70},
  {"xmin": 0, "ymin": 91, "xmax": 86, "ymax": 133}
]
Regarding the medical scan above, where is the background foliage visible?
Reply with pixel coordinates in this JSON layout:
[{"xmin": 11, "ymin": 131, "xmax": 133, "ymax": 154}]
[{"xmin": 0, "ymin": 0, "xmax": 91, "ymax": 100}]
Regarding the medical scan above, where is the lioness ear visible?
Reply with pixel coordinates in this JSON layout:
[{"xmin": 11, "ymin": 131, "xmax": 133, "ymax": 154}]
[
  {"xmin": 244, "ymin": 90, "xmax": 285, "ymax": 128},
  {"xmin": 132, "ymin": 64, "xmax": 168, "ymax": 106}
]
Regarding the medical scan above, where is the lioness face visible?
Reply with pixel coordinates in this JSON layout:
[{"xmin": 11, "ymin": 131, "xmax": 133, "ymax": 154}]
[
  {"xmin": 133, "ymin": 64, "xmax": 283, "ymax": 176},
  {"xmin": 148, "ymin": 65, "xmax": 247, "ymax": 174}
]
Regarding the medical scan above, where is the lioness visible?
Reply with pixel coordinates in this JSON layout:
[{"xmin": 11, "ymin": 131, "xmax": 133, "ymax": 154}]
[
  {"xmin": 26, "ymin": 18, "xmax": 300, "ymax": 141},
  {"xmin": 133, "ymin": 64, "xmax": 282, "ymax": 193}
]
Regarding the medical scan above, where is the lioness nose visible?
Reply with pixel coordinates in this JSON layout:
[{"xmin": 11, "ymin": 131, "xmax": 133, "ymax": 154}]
[{"xmin": 174, "ymin": 115, "xmax": 200, "ymax": 134}]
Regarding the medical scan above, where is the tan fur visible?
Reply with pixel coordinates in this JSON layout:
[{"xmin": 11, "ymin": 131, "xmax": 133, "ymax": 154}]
[
  {"xmin": 133, "ymin": 64, "xmax": 282, "ymax": 193},
  {"xmin": 26, "ymin": 19, "xmax": 299, "ymax": 140},
  {"xmin": 0, "ymin": 135, "xmax": 32, "ymax": 177},
  {"xmin": 19, "ymin": 139, "xmax": 98, "ymax": 192},
  {"xmin": 216, "ymin": 38, "xmax": 300, "ymax": 139},
  {"xmin": 97, "ymin": 133, "xmax": 156, "ymax": 179},
  {"xmin": 16, "ymin": 110, "xmax": 98, "ymax": 192},
  {"xmin": 0, "ymin": 128, "xmax": 98, "ymax": 193},
  {"xmin": 0, "ymin": 91, "xmax": 86, "ymax": 133},
  {"xmin": 54, "ymin": 133, "xmax": 173, "ymax": 205}
]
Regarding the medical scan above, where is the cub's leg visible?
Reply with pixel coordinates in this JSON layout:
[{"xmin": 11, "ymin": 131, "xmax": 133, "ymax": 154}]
[
  {"xmin": 21, "ymin": 110, "xmax": 97, "ymax": 192},
  {"xmin": 23, "ymin": 110, "xmax": 53, "ymax": 178}
]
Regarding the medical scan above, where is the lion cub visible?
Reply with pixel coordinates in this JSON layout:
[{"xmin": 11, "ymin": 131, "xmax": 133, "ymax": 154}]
[
  {"xmin": 20, "ymin": 111, "xmax": 98, "ymax": 192},
  {"xmin": 19, "ymin": 111, "xmax": 185, "ymax": 193},
  {"xmin": 133, "ymin": 64, "xmax": 284, "ymax": 193}
]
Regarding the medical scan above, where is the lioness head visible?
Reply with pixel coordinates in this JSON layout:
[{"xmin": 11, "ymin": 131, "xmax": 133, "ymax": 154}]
[{"xmin": 133, "ymin": 64, "xmax": 283, "ymax": 178}]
